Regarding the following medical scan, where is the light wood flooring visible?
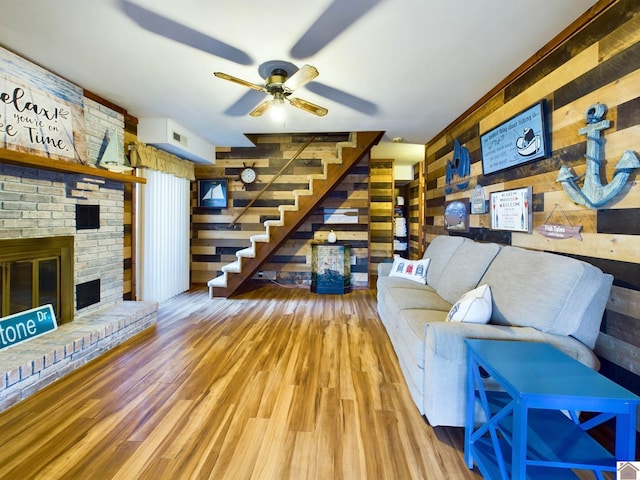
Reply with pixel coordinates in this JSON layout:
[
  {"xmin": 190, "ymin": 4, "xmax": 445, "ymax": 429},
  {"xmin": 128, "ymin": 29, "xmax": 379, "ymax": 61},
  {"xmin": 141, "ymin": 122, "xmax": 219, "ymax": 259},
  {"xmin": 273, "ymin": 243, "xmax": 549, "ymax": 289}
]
[{"xmin": 0, "ymin": 285, "xmax": 483, "ymax": 479}]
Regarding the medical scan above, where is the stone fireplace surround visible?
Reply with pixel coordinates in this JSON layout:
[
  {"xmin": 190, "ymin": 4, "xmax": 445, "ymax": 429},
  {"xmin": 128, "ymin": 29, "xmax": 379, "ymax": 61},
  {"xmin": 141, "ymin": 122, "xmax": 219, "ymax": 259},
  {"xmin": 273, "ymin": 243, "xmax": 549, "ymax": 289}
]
[{"xmin": 0, "ymin": 163, "xmax": 158, "ymax": 412}]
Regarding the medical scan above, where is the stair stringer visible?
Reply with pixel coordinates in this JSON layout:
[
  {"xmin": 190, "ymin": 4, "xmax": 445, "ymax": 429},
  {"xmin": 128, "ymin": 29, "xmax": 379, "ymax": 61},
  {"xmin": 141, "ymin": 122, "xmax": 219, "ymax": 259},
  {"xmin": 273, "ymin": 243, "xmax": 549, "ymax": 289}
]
[{"xmin": 207, "ymin": 131, "xmax": 384, "ymax": 298}]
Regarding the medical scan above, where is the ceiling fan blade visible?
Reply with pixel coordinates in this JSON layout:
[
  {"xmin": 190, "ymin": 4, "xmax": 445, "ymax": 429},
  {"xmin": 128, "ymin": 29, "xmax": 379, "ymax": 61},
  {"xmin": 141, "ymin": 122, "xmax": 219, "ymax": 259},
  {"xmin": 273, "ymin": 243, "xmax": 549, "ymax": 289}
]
[
  {"xmin": 288, "ymin": 98, "xmax": 328, "ymax": 117},
  {"xmin": 306, "ymin": 82, "xmax": 378, "ymax": 115},
  {"xmin": 250, "ymin": 99, "xmax": 273, "ymax": 117},
  {"xmin": 284, "ymin": 64, "xmax": 319, "ymax": 91},
  {"xmin": 290, "ymin": 0, "xmax": 383, "ymax": 59},
  {"xmin": 224, "ymin": 90, "xmax": 267, "ymax": 116},
  {"xmin": 214, "ymin": 72, "xmax": 267, "ymax": 93},
  {"xmin": 119, "ymin": 0, "xmax": 252, "ymax": 65}
]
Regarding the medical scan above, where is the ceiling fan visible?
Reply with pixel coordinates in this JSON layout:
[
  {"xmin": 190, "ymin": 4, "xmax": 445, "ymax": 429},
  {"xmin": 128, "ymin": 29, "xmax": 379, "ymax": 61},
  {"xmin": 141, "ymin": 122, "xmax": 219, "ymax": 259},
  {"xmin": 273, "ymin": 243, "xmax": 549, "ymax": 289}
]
[{"xmin": 214, "ymin": 63, "xmax": 328, "ymax": 118}]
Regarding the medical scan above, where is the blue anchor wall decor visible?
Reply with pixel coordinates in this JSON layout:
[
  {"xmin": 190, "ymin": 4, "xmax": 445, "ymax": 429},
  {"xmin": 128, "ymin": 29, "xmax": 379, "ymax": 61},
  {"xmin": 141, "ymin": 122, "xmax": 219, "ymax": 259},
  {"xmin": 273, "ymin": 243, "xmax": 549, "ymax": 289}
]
[
  {"xmin": 445, "ymin": 139, "xmax": 470, "ymax": 194},
  {"xmin": 557, "ymin": 103, "xmax": 640, "ymax": 209}
]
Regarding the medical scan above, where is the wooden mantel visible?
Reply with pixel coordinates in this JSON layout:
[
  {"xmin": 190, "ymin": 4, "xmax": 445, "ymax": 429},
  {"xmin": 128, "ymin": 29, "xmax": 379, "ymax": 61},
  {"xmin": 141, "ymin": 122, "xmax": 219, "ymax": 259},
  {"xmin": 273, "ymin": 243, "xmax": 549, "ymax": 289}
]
[{"xmin": 0, "ymin": 148, "xmax": 146, "ymax": 184}]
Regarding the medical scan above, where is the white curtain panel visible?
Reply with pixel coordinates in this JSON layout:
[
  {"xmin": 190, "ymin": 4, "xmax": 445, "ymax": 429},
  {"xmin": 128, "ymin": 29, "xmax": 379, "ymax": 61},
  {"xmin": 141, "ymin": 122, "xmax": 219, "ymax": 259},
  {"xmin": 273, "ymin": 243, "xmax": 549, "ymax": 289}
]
[{"xmin": 136, "ymin": 168, "xmax": 190, "ymax": 302}]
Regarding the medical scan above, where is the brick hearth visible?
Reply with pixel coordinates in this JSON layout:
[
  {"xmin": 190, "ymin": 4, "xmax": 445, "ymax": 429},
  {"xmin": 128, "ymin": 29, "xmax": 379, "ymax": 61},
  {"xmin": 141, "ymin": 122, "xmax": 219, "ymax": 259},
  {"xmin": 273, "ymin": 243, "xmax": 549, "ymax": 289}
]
[{"xmin": 0, "ymin": 301, "xmax": 158, "ymax": 413}]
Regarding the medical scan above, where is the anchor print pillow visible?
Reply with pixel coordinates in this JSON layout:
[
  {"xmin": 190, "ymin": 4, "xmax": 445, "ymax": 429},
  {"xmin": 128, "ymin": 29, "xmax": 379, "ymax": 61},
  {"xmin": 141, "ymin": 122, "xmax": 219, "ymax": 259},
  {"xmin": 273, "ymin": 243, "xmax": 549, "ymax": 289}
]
[{"xmin": 389, "ymin": 257, "xmax": 430, "ymax": 284}]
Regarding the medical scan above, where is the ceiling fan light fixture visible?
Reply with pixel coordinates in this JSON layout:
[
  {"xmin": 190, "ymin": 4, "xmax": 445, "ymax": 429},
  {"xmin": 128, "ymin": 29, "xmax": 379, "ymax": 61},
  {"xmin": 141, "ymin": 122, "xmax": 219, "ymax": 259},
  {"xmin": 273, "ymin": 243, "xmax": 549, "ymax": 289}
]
[
  {"xmin": 270, "ymin": 92, "xmax": 286, "ymax": 123},
  {"xmin": 215, "ymin": 61, "xmax": 327, "ymax": 119}
]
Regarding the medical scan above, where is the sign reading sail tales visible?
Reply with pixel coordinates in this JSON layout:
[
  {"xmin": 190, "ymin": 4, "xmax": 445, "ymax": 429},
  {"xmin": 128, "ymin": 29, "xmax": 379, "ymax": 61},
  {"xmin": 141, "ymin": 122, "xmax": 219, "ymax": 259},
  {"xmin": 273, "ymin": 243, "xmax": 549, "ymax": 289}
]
[
  {"xmin": 0, "ymin": 46, "xmax": 86, "ymax": 163},
  {"xmin": 0, "ymin": 304, "xmax": 58, "ymax": 351}
]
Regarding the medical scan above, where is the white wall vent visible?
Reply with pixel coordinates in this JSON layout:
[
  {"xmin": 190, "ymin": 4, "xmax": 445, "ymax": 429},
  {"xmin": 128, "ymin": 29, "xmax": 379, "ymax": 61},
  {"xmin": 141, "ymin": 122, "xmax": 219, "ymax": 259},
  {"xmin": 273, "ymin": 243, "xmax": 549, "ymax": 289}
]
[
  {"xmin": 172, "ymin": 131, "xmax": 187, "ymax": 146},
  {"xmin": 138, "ymin": 118, "xmax": 215, "ymax": 164}
]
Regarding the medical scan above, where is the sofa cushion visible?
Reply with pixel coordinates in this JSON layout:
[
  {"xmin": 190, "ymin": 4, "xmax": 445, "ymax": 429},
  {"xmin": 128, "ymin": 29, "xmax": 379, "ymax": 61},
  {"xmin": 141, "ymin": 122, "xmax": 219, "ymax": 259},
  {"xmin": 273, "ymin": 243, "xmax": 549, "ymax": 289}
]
[
  {"xmin": 385, "ymin": 287, "xmax": 453, "ymax": 312},
  {"xmin": 423, "ymin": 236, "xmax": 466, "ymax": 290},
  {"xmin": 398, "ymin": 309, "xmax": 448, "ymax": 369},
  {"xmin": 435, "ymin": 240, "xmax": 501, "ymax": 304},
  {"xmin": 378, "ymin": 275, "xmax": 436, "ymax": 292},
  {"xmin": 446, "ymin": 284, "xmax": 492, "ymax": 324},
  {"xmin": 480, "ymin": 246, "xmax": 606, "ymax": 337},
  {"xmin": 389, "ymin": 257, "xmax": 430, "ymax": 284}
]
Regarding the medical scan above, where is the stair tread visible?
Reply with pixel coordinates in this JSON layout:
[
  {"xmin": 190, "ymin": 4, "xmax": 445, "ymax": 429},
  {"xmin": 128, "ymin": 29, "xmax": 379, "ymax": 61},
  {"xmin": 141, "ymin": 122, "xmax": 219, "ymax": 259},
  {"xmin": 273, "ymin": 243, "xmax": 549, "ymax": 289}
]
[
  {"xmin": 222, "ymin": 260, "xmax": 241, "ymax": 273},
  {"xmin": 279, "ymin": 205, "xmax": 298, "ymax": 212},
  {"xmin": 236, "ymin": 247, "xmax": 255, "ymax": 258},
  {"xmin": 264, "ymin": 220, "xmax": 284, "ymax": 227},
  {"xmin": 207, "ymin": 275, "xmax": 227, "ymax": 288},
  {"xmin": 251, "ymin": 234, "xmax": 269, "ymax": 242}
]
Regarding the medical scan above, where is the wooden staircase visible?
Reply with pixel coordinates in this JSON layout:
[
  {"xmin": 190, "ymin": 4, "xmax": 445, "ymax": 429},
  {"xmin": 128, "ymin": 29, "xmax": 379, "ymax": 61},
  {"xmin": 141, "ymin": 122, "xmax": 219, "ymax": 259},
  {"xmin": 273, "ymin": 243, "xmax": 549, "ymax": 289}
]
[{"xmin": 208, "ymin": 131, "xmax": 384, "ymax": 298}]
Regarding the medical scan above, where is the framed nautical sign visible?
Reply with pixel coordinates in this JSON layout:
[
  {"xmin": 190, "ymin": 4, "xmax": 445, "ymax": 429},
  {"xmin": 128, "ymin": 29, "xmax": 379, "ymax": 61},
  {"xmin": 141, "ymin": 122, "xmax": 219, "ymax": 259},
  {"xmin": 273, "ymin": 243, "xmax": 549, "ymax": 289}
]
[
  {"xmin": 480, "ymin": 101, "xmax": 549, "ymax": 175},
  {"xmin": 490, "ymin": 186, "xmax": 532, "ymax": 233},
  {"xmin": 198, "ymin": 179, "xmax": 228, "ymax": 208}
]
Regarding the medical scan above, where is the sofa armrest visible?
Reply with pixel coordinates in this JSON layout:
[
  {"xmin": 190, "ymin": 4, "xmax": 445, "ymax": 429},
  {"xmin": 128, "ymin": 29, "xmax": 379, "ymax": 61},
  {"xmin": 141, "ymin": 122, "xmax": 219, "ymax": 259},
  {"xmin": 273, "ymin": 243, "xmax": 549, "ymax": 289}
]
[
  {"xmin": 424, "ymin": 321, "xmax": 599, "ymax": 368},
  {"xmin": 378, "ymin": 262, "xmax": 393, "ymax": 278},
  {"xmin": 421, "ymin": 321, "xmax": 599, "ymax": 426}
]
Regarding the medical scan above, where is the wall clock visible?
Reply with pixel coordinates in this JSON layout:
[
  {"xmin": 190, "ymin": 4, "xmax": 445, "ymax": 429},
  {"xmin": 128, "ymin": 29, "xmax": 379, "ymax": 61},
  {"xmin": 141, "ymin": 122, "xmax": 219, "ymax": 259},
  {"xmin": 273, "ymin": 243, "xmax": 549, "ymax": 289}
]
[{"xmin": 239, "ymin": 162, "xmax": 257, "ymax": 187}]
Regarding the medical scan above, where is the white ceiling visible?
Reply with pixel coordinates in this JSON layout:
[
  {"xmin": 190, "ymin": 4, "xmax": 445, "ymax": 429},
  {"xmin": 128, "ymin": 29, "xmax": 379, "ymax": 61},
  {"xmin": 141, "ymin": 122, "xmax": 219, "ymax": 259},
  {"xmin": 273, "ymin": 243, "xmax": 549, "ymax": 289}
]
[{"xmin": 0, "ymin": 0, "xmax": 598, "ymax": 165}]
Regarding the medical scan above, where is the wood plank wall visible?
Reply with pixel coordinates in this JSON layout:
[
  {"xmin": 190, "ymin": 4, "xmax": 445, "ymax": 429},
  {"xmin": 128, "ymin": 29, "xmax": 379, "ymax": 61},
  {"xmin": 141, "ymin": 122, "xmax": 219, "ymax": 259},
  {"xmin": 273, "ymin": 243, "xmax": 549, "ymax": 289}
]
[
  {"xmin": 191, "ymin": 133, "xmax": 373, "ymax": 289},
  {"xmin": 407, "ymin": 163, "xmax": 425, "ymax": 259},
  {"xmin": 424, "ymin": 0, "xmax": 640, "ymax": 394},
  {"xmin": 401, "ymin": 160, "xmax": 426, "ymax": 260},
  {"xmin": 369, "ymin": 159, "xmax": 394, "ymax": 282},
  {"xmin": 122, "ymin": 114, "xmax": 137, "ymax": 300}
]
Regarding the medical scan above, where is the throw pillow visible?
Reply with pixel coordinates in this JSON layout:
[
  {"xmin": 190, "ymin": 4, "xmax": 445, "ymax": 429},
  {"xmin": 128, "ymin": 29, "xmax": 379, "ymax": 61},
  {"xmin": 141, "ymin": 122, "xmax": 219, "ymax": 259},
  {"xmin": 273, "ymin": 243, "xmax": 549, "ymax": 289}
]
[
  {"xmin": 389, "ymin": 257, "xmax": 430, "ymax": 284},
  {"xmin": 446, "ymin": 284, "xmax": 492, "ymax": 323}
]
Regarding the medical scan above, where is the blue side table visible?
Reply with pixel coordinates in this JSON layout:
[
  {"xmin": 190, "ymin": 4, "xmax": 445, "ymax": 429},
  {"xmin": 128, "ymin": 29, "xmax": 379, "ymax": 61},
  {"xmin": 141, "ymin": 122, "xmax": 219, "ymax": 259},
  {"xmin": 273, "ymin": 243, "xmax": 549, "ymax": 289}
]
[{"xmin": 464, "ymin": 339, "xmax": 640, "ymax": 480}]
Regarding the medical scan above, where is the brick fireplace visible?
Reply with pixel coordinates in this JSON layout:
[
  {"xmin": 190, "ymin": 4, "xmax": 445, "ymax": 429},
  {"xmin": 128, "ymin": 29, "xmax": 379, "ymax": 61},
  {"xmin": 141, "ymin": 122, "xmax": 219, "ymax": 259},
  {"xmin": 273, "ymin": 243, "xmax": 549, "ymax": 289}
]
[
  {"xmin": 0, "ymin": 163, "xmax": 125, "ymax": 318},
  {"xmin": 0, "ymin": 162, "xmax": 158, "ymax": 412},
  {"xmin": 0, "ymin": 47, "xmax": 160, "ymax": 411}
]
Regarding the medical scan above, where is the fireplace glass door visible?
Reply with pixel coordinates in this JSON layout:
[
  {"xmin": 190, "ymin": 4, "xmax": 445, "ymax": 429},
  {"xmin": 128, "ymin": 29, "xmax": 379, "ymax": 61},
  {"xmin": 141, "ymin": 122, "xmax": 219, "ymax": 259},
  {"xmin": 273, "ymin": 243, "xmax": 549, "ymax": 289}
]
[
  {"xmin": 1, "ymin": 257, "xmax": 60, "ymax": 317},
  {"xmin": 0, "ymin": 237, "xmax": 73, "ymax": 323}
]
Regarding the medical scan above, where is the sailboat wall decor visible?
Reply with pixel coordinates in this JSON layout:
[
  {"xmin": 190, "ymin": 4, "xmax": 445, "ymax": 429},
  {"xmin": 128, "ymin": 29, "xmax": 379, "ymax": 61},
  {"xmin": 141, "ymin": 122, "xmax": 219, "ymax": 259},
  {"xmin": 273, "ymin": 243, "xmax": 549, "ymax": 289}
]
[
  {"xmin": 198, "ymin": 179, "xmax": 228, "ymax": 208},
  {"xmin": 97, "ymin": 130, "xmax": 133, "ymax": 173},
  {"xmin": 445, "ymin": 139, "xmax": 470, "ymax": 194}
]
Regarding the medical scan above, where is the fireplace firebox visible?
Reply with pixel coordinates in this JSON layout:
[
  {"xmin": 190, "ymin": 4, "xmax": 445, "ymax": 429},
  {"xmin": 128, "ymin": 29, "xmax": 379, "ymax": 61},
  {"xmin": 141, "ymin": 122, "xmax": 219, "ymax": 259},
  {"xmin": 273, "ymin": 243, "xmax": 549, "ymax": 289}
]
[{"xmin": 0, "ymin": 237, "xmax": 74, "ymax": 324}]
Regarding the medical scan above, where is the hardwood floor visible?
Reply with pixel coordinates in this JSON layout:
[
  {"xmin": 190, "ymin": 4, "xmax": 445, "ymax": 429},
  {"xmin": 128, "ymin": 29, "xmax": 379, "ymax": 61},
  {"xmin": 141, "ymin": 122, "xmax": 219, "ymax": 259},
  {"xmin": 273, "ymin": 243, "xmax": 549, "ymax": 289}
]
[{"xmin": 0, "ymin": 285, "xmax": 480, "ymax": 479}]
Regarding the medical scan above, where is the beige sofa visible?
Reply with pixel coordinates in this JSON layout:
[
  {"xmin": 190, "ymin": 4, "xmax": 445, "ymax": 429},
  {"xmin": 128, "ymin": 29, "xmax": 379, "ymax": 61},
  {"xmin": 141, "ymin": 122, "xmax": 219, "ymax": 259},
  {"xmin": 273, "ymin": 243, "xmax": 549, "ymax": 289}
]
[{"xmin": 376, "ymin": 235, "xmax": 613, "ymax": 427}]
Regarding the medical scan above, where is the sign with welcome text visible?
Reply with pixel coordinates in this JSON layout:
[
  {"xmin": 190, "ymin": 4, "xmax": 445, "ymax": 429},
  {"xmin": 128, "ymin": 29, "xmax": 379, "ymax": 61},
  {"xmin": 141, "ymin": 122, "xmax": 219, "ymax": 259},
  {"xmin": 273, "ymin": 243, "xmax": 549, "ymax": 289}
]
[{"xmin": 0, "ymin": 305, "xmax": 58, "ymax": 351}]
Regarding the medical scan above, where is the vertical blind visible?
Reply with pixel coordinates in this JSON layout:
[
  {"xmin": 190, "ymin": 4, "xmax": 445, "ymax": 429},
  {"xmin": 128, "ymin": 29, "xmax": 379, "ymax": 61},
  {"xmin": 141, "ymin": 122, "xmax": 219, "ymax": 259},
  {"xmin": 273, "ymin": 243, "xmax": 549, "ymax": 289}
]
[{"xmin": 136, "ymin": 169, "xmax": 190, "ymax": 302}]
